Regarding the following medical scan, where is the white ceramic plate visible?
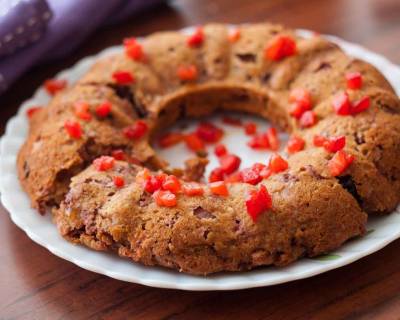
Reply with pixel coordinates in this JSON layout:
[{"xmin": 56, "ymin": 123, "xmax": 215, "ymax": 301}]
[{"xmin": 1, "ymin": 27, "xmax": 400, "ymax": 291}]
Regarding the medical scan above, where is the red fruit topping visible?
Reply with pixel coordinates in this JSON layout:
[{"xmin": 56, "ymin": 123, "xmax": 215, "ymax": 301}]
[
  {"xmin": 93, "ymin": 156, "xmax": 115, "ymax": 171},
  {"xmin": 225, "ymin": 171, "xmax": 243, "ymax": 183},
  {"xmin": 247, "ymin": 133, "xmax": 270, "ymax": 149},
  {"xmin": 112, "ymin": 71, "xmax": 135, "ymax": 84},
  {"xmin": 346, "ymin": 72, "xmax": 362, "ymax": 90},
  {"xmin": 113, "ymin": 175, "xmax": 125, "ymax": 188},
  {"xmin": 299, "ymin": 110, "xmax": 317, "ymax": 128},
  {"xmin": 287, "ymin": 135, "xmax": 305, "ymax": 154},
  {"xmin": 153, "ymin": 190, "xmax": 177, "ymax": 207},
  {"xmin": 124, "ymin": 37, "xmax": 145, "ymax": 62},
  {"xmin": 264, "ymin": 35, "xmax": 297, "ymax": 61},
  {"xmin": 187, "ymin": 27, "xmax": 204, "ymax": 48},
  {"xmin": 245, "ymin": 185, "xmax": 272, "ymax": 222},
  {"xmin": 182, "ymin": 182, "xmax": 204, "ymax": 196},
  {"xmin": 177, "ymin": 65, "xmax": 198, "ymax": 81},
  {"xmin": 266, "ymin": 127, "xmax": 280, "ymax": 151},
  {"xmin": 260, "ymin": 167, "xmax": 272, "ymax": 179},
  {"xmin": 111, "ymin": 149, "xmax": 125, "ymax": 160},
  {"xmin": 222, "ymin": 116, "xmax": 242, "ymax": 126},
  {"xmin": 328, "ymin": 150, "xmax": 355, "ymax": 177},
  {"xmin": 95, "ymin": 101, "xmax": 112, "ymax": 118},
  {"xmin": 252, "ymin": 162, "xmax": 267, "ymax": 174},
  {"xmin": 74, "ymin": 101, "xmax": 92, "ymax": 121},
  {"xmin": 44, "ymin": 78, "xmax": 67, "ymax": 95},
  {"xmin": 229, "ymin": 29, "xmax": 241, "ymax": 43},
  {"xmin": 184, "ymin": 133, "xmax": 205, "ymax": 152},
  {"xmin": 209, "ymin": 181, "xmax": 229, "ymax": 196},
  {"xmin": 162, "ymin": 175, "xmax": 181, "ymax": 193},
  {"xmin": 196, "ymin": 122, "xmax": 223, "ymax": 143},
  {"xmin": 240, "ymin": 167, "xmax": 262, "ymax": 185},
  {"xmin": 158, "ymin": 132, "xmax": 184, "ymax": 148},
  {"xmin": 144, "ymin": 175, "xmax": 163, "ymax": 193},
  {"xmin": 244, "ymin": 122, "xmax": 257, "ymax": 135},
  {"xmin": 219, "ymin": 154, "xmax": 241, "ymax": 174},
  {"xmin": 214, "ymin": 144, "xmax": 228, "ymax": 157},
  {"xmin": 268, "ymin": 154, "xmax": 288, "ymax": 173},
  {"xmin": 323, "ymin": 135, "xmax": 346, "ymax": 153},
  {"xmin": 313, "ymin": 135, "xmax": 327, "ymax": 147},
  {"xmin": 123, "ymin": 120, "xmax": 148, "ymax": 139},
  {"xmin": 64, "ymin": 120, "xmax": 82, "ymax": 139},
  {"xmin": 26, "ymin": 106, "xmax": 42, "ymax": 118},
  {"xmin": 332, "ymin": 91, "xmax": 351, "ymax": 115},
  {"xmin": 209, "ymin": 167, "xmax": 225, "ymax": 183},
  {"xmin": 289, "ymin": 88, "xmax": 312, "ymax": 119},
  {"xmin": 351, "ymin": 96, "xmax": 370, "ymax": 114}
]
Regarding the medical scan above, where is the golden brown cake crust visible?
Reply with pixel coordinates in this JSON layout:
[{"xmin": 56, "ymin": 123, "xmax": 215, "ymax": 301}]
[{"xmin": 18, "ymin": 23, "xmax": 400, "ymax": 274}]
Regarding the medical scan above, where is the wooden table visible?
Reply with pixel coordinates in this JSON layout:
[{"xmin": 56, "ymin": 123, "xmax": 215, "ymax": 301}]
[{"xmin": 1, "ymin": 0, "xmax": 400, "ymax": 318}]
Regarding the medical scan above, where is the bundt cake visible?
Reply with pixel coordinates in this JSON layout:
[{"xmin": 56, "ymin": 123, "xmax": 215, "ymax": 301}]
[{"xmin": 17, "ymin": 23, "xmax": 400, "ymax": 275}]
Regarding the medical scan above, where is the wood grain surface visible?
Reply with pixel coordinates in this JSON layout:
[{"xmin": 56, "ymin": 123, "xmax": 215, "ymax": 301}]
[{"xmin": 1, "ymin": 0, "xmax": 400, "ymax": 319}]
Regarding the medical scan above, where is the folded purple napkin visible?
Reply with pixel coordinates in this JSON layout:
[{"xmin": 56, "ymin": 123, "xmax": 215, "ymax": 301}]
[{"xmin": 0, "ymin": 0, "xmax": 163, "ymax": 94}]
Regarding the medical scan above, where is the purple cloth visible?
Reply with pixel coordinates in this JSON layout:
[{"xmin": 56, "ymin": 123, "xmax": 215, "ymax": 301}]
[{"xmin": 0, "ymin": 0, "xmax": 163, "ymax": 94}]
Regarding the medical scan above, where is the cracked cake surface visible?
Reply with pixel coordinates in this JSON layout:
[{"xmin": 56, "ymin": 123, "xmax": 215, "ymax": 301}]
[{"xmin": 17, "ymin": 23, "xmax": 400, "ymax": 274}]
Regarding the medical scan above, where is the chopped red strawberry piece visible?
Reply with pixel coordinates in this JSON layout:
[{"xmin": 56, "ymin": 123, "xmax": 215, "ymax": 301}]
[
  {"xmin": 313, "ymin": 135, "xmax": 327, "ymax": 147},
  {"xmin": 111, "ymin": 149, "xmax": 125, "ymax": 160},
  {"xmin": 123, "ymin": 120, "xmax": 148, "ymax": 139},
  {"xmin": 240, "ymin": 167, "xmax": 262, "ymax": 185},
  {"xmin": 124, "ymin": 37, "xmax": 145, "ymax": 62},
  {"xmin": 351, "ymin": 96, "xmax": 370, "ymax": 114},
  {"xmin": 289, "ymin": 88, "xmax": 312, "ymax": 119},
  {"xmin": 196, "ymin": 122, "xmax": 224, "ymax": 143},
  {"xmin": 264, "ymin": 35, "xmax": 297, "ymax": 61},
  {"xmin": 247, "ymin": 133, "xmax": 270, "ymax": 149},
  {"xmin": 153, "ymin": 190, "xmax": 177, "ymax": 207},
  {"xmin": 323, "ymin": 135, "xmax": 346, "ymax": 153},
  {"xmin": 287, "ymin": 135, "xmax": 305, "ymax": 154},
  {"xmin": 144, "ymin": 175, "xmax": 163, "ymax": 193},
  {"xmin": 266, "ymin": 127, "xmax": 280, "ymax": 151},
  {"xmin": 158, "ymin": 132, "xmax": 184, "ymax": 148},
  {"xmin": 225, "ymin": 171, "xmax": 243, "ymax": 183},
  {"xmin": 26, "ymin": 106, "xmax": 42, "ymax": 118},
  {"xmin": 346, "ymin": 72, "xmax": 362, "ymax": 90},
  {"xmin": 74, "ymin": 101, "xmax": 92, "ymax": 121},
  {"xmin": 209, "ymin": 181, "xmax": 229, "ymax": 196},
  {"xmin": 328, "ymin": 150, "xmax": 355, "ymax": 176},
  {"xmin": 268, "ymin": 154, "xmax": 288, "ymax": 173},
  {"xmin": 332, "ymin": 91, "xmax": 351, "ymax": 115},
  {"xmin": 187, "ymin": 27, "xmax": 204, "ymax": 48},
  {"xmin": 64, "ymin": 120, "xmax": 82, "ymax": 139},
  {"xmin": 245, "ymin": 185, "xmax": 272, "ymax": 222},
  {"xmin": 184, "ymin": 132, "xmax": 205, "ymax": 152},
  {"xmin": 95, "ymin": 101, "xmax": 112, "ymax": 118},
  {"xmin": 222, "ymin": 116, "xmax": 242, "ymax": 126},
  {"xmin": 214, "ymin": 144, "xmax": 228, "ymax": 157},
  {"xmin": 299, "ymin": 110, "xmax": 318, "ymax": 128},
  {"xmin": 229, "ymin": 29, "xmax": 241, "ymax": 43},
  {"xmin": 113, "ymin": 175, "xmax": 125, "ymax": 188},
  {"xmin": 93, "ymin": 156, "xmax": 115, "ymax": 171},
  {"xmin": 209, "ymin": 167, "xmax": 225, "ymax": 183},
  {"xmin": 182, "ymin": 182, "xmax": 204, "ymax": 196},
  {"xmin": 219, "ymin": 154, "xmax": 241, "ymax": 174},
  {"xmin": 252, "ymin": 162, "xmax": 267, "ymax": 174},
  {"xmin": 260, "ymin": 167, "xmax": 272, "ymax": 179},
  {"xmin": 177, "ymin": 65, "xmax": 198, "ymax": 81},
  {"xmin": 44, "ymin": 78, "xmax": 67, "ymax": 95},
  {"xmin": 162, "ymin": 175, "xmax": 181, "ymax": 193},
  {"xmin": 112, "ymin": 71, "xmax": 135, "ymax": 84},
  {"xmin": 244, "ymin": 122, "xmax": 257, "ymax": 135}
]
